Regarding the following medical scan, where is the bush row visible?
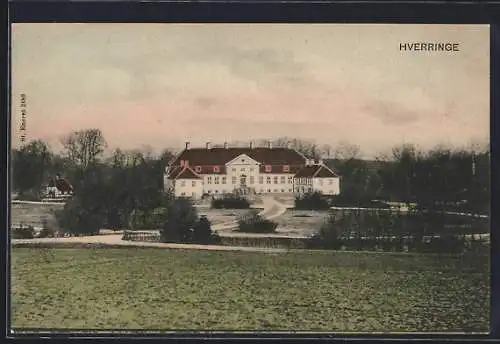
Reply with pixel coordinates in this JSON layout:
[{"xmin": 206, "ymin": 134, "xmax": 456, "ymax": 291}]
[
  {"xmin": 309, "ymin": 209, "xmax": 489, "ymax": 254},
  {"xmin": 211, "ymin": 194, "xmax": 250, "ymax": 209},
  {"xmin": 237, "ymin": 210, "xmax": 278, "ymax": 233}
]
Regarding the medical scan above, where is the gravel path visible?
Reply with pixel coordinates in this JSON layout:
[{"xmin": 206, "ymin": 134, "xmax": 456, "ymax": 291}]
[
  {"xmin": 12, "ymin": 234, "xmax": 289, "ymax": 252},
  {"xmin": 211, "ymin": 196, "xmax": 289, "ymax": 233}
]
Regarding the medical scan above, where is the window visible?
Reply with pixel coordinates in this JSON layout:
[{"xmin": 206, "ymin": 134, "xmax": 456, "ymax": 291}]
[
  {"xmin": 288, "ymin": 177, "xmax": 293, "ymax": 184},
  {"xmin": 232, "ymin": 177, "xmax": 237, "ymax": 184},
  {"xmin": 241, "ymin": 159, "xmax": 245, "ymax": 163},
  {"xmin": 259, "ymin": 176, "xmax": 264, "ymax": 184},
  {"xmin": 192, "ymin": 181, "xmax": 196, "ymax": 187},
  {"xmin": 207, "ymin": 177, "xmax": 212, "ymax": 184},
  {"xmin": 265, "ymin": 165, "xmax": 272, "ymax": 172},
  {"xmin": 250, "ymin": 168, "xmax": 254, "ymax": 172},
  {"xmin": 274, "ymin": 189, "xmax": 278, "ymax": 192},
  {"xmin": 288, "ymin": 189, "xmax": 292, "ymax": 192},
  {"xmin": 181, "ymin": 192, "xmax": 186, "ymax": 196},
  {"xmin": 232, "ymin": 167, "xmax": 236, "ymax": 172},
  {"xmin": 260, "ymin": 189, "xmax": 264, "ymax": 193},
  {"xmin": 283, "ymin": 165, "xmax": 290, "ymax": 172},
  {"xmin": 329, "ymin": 179, "xmax": 333, "ymax": 185},
  {"xmin": 268, "ymin": 189, "xmax": 271, "ymax": 192},
  {"xmin": 273, "ymin": 176, "xmax": 278, "ymax": 184},
  {"xmin": 266, "ymin": 177, "xmax": 271, "ymax": 184},
  {"xmin": 281, "ymin": 189, "xmax": 284, "ymax": 193},
  {"xmin": 195, "ymin": 166, "xmax": 202, "ymax": 172},
  {"xmin": 250, "ymin": 176, "xmax": 255, "ymax": 184},
  {"xmin": 214, "ymin": 176, "xmax": 220, "ymax": 184},
  {"xmin": 222, "ymin": 177, "xmax": 227, "ymax": 184},
  {"xmin": 319, "ymin": 179, "xmax": 323, "ymax": 186},
  {"xmin": 280, "ymin": 176, "xmax": 286, "ymax": 184},
  {"xmin": 241, "ymin": 167, "xmax": 245, "ymax": 172},
  {"xmin": 208, "ymin": 190, "xmax": 212, "ymax": 194},
  {"xmin": 215, "ymin": 190, "xmax": 219, "ymax": 194},
  {"xmin": 181, "ymin": 181, "xmax": 186, "ymax": 187},
  {"xmin": 213, "ymin": 166, "xmax": 220, "ymax": 173},
  {"xmin": 192, "ymin": 192, "xmax": 196, "ymax": 198}
]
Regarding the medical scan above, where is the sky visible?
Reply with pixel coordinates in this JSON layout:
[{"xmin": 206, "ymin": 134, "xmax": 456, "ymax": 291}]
[{"xmin": 11, "ymin": 24, "xmax": 490, "ymax": 158}]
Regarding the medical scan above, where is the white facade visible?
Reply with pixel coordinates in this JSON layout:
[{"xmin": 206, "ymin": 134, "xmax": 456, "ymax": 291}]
[
  {"xmin": 173, "ymin": 178, "xmax": 203, "ymax": 199},
  {"xmin": 313, "ymin": 177, "xmax": 340, "ymax": 195}
]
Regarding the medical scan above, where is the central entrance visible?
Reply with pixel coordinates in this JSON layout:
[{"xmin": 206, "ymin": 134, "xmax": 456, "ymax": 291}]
[{"xmin": 240, "ymin": 174, "xmax": 247, "ymax": 187}]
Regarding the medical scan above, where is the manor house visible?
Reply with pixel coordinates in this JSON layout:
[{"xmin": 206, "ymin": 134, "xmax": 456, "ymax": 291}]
[{"xmin": 164, "ymin": 141, "xmax": 340, "ymax": 200}]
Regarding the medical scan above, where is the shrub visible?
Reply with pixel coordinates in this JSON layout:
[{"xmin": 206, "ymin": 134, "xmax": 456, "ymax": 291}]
[
  {"xmin": 237, "ymin": 210, "xmax": 278, "ymax": 233},
  {"xmin": 12, "ymin": 225, "xmax": 35, "ymax": 239},
  {"xmin": 161, "ymin": 198, "xmax": 199, "ymax": 243},
  {"xmin": 54, "ymin": 197, "xmax": 103, "ymax": 236},
  {"xmin": 295, "ymin": 191, "xmax": 330, "ymax": 210},
  {"xmin": 192, "ymin": 215, "xmax": 221, "ymax": 244},
  {"xmin": 37, "ymin": 218, "xmax": 57, "ymax": 238},
  {"xmin": 211, "ymin": 194, "xmax": 250, "ymax": 209},
  {"xmin": 312, "ymin": 212, "xmax": 344, "ymax": 249}
]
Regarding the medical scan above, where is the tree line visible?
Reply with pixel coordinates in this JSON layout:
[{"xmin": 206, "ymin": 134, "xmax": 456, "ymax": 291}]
[{"xmin": 11, "ymin": 129, "xmax": 490, "ymax": 240}]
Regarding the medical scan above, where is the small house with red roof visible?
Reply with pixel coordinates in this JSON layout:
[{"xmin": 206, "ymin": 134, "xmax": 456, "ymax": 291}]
[{"xmin": 165, "ymin": 141, "xmax": 340, "ymax": 199}]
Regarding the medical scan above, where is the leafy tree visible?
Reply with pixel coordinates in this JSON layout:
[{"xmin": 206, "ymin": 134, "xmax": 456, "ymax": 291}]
[
  {"xmin": 161, "ymin": 198, "xmax": 199, "ymax": 243},
  {"xmin": 12, "ymin": 140, "xmax": 52, "ymax": 197},
  {"xmin": 192, "ymin": 215, "xmax": 220, "ymax": 244}
]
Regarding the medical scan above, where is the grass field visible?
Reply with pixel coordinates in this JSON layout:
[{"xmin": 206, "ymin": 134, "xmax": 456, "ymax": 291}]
[
  {"xmin": 274, "ymin": 210, "xmax": 329, "ymax": 236},
  {"xmin": 11, "ymin": 248, "xmax": 489, "ymax": 332}
]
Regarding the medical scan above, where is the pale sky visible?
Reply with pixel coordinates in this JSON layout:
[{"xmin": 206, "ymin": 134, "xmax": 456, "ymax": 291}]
[{"xmin": 11, "ymin": 24, "xmax": 490, "ymax": 158}]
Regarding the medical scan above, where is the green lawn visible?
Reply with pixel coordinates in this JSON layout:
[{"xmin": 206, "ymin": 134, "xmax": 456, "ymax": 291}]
[{"xmin": 11, "ymin": 248, "xmax": 489, "ymax": 332}]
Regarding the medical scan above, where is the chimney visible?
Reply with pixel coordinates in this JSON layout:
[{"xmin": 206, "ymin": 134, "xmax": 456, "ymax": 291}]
[
  {"xmin": 185, "ymin": 141, "xmax": 190, "ymax": 150},
  {"xmin": 224, "ymin": 142, "xmax": 228, "ymax": 149},
  {"xmin": 250, "ymin": 141, "xmax": 254, "ymax": 149},
  {"xmin": 268, "ymin": 141, "xmax": 272, "ymax": 149},
  {"xmin": 206, "ymin": 142, "xmax": 211, "ymax": 150},
  {"xmin": 287, "ymin": 142, "xmax": 292, "ymax": 149}
]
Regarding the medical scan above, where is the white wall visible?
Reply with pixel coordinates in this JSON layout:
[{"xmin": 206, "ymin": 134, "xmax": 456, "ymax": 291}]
[
  {"xmin": 312, "ymin": 177, "xmax": 340, "ymax": 195},
  {"xmin": 174, "ymin": 179, "xmax": 204, "ymax": 199},
  {"xmin": 255, "ymin": 173, "xmax": 294, "ymax": 194},
  {"xmin": 294, "ymin": 177, "xmax": 313, "ymax": 194}
]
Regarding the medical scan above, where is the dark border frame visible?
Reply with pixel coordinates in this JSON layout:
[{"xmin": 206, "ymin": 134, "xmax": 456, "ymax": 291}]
[{"xmin": 4, "ymin": 1, "xmax": 499, "ymax": 341}]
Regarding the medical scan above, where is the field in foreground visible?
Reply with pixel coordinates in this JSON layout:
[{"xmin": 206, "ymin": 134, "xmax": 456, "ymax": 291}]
[{"xmin": 11, "ymin": 248, "xmax": 489, "ymax": 332}]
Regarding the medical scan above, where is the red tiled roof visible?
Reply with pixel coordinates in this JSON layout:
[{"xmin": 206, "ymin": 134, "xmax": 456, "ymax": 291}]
[
  {"xmin": 294, "ymin": 164, "xmax": 338, "ymax": 178},
  {"xmin": 170, "ymin": 147, "xmax": 306, "ymax": 173},
  {"xmin": 55, "ymin": 178, "xmax": 73, "ymax": 192},
  {"xmin": 174, "ymin": 166, "xmax": 202, "ymax": 180}
]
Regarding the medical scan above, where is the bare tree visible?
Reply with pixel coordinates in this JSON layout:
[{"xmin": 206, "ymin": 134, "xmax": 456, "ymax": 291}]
[
  {"xmin": 60, "ymin": 129, "xmax": 107, "ymax": 171},
  {"xmin": 334, "ymin": 140, "xmax": 361, "ymax": 160}
]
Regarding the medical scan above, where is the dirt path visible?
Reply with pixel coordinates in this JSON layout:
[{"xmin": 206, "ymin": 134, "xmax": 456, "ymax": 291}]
[{"xmin": 211, "ymin": 196, "xmax": 289, "ymax": 232}]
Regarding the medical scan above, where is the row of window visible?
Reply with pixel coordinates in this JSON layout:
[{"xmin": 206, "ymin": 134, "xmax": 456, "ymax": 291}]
[
  {"xmin": 179, "ymin": 188, "xmax": 315, "ymax": 197},
  {"xmin": 204, "ymin": 176, "xmax": 294, "ymax": 185},
  {"xmin": 203, "ymin": 189, "xmax": 295, "ymax": 194},
  {"xmin": 296, "ymin": 178, "xmax": 336, "ymax": 185},
  {"xmin": 191, "ymin": 165, "xmax": 291, "ymax": 173},
  {"xmin": 178, "ymin": 177, "xmax": 335, "ymax": 187}
]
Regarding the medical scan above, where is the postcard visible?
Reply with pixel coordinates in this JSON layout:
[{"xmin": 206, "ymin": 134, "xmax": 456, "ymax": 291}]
[{"xmin": 10, "ymin": 23, "xmax": 490, "ymax": 334}]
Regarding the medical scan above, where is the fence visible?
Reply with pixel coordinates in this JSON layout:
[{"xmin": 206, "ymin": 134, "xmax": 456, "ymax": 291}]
[
  {"xmin": 220, "ymin": 235, "xmax": 308, "ymax": 249},
  {"xmin": 122, "ymin": 230, "xmax": 161, "ymax": 242}
]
